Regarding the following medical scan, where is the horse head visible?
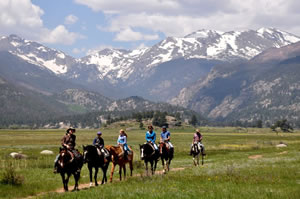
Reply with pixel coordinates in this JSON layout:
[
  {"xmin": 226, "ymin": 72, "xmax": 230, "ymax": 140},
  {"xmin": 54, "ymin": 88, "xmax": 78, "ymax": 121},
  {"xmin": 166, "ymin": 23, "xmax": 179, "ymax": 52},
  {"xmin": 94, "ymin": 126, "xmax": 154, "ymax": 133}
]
[
  {"xmin": 58, "ymin": 147, "xmax": 73, "ymax": 169},
  {"xmin": 82, "ymin": 145, "xmax": 97, "ymax": 164}
]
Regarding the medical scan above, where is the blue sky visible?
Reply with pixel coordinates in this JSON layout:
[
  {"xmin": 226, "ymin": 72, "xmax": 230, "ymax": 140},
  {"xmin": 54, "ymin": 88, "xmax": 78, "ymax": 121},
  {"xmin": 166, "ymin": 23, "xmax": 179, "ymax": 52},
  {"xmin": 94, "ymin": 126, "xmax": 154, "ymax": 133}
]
[{"xmin": 1, "ymin": 0, "xmax": 300, "ymax": 58}]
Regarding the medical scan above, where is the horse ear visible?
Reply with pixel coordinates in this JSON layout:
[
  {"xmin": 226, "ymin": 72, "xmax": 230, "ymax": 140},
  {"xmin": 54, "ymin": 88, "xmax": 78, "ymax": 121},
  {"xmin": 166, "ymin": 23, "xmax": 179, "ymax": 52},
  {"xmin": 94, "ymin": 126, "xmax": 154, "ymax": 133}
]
[{"xmin": 82, "ymin": 145, "xmax": 85, "ymax": 150}]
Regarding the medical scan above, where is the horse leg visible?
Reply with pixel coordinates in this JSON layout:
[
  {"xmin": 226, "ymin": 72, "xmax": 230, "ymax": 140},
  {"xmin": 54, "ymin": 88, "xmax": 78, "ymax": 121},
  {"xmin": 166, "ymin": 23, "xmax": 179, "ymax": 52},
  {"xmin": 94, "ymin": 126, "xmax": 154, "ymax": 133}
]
[
  {"xmin": 102, "ymin": 164, "xmax": 109, "ymax": 184},
  {"xmin": 65, "ymin": 173, "xmax": 70, "ymax": 192},
  {"xmin": 73, "ymin": 172, "xmax": 80, "ymax": 191},
  {"xmin": 94, "ymin": 167, "xmax": 99, "ymax": 186},
  {"xmin": 145, "ymin": 161, "xmax": 149, "ymax": 176},
  {"xmin": 110, "ymin": 163, "xmax": 115, "ymax": 183},
  {"xmin": 88, "ymin": 166, "xmax": 93, "ymax": 187},
  {"xmin": 202, "ymin": 154, "xmax": 204, "ymax": 165},
  {"xmin": 162, "ymin": 159, "xmax": 166, "ymax": 173},
  {"xmin": 123, "ymin": 164, "xmax": 126, "ymax": 180},
  {"xmin": 150, "ymin": 160, "xmax": 154, "ymax": 175},
  {"xmin": 129, "ymin": 160, "xmax": 133, "ymax": 177},
  {"xmin": 119, "ymin": 165, "xmax": 122, "ymax": 181},
  {"xmin": 61, "ymin": 173, "xmax": 67, "ymax": 191},
  {"xmin": 193, "ymin": 155, "xmax": 196, "ymax": 166},
  {"xmin": 101, "ymin": 166, "xmax": 106, "ymax": 185},
  {"xmin": 153, "ymin": 160, "xmax": 158, "ymax": 175}
]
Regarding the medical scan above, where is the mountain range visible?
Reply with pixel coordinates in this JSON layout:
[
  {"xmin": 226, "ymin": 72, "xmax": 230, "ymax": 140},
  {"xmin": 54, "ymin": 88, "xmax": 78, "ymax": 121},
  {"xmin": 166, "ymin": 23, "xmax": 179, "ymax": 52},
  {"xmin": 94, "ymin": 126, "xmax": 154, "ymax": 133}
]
[
  {"xmin": 1, "ymin": 27, "xmax": 300, "ymax": 127},
  {"xmin": 170, "ymin": 41, "xmax": 300, "ymax": 125}
]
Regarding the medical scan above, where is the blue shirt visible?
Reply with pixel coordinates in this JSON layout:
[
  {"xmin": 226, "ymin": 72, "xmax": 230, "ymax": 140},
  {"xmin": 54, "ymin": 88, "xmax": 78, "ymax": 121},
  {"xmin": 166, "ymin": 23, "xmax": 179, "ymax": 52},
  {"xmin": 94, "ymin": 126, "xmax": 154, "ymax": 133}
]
[
  {"xmin": 161, "ymin": 131, "xmax": 170, "ymax": 140},
  {"xmin": 117, "ymin": 134, "xmax": 127, "ymax": 145},
  {"xmin": 146, "ymin": 131, "xmax": 156, "ymax": 142}
]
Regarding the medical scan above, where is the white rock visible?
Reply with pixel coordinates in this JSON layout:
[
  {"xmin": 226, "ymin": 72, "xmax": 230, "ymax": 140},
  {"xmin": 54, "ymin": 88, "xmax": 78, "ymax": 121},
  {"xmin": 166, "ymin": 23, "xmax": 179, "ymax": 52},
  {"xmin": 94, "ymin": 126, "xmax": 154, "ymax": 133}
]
[
  {"xmin": 40, "ymin": 150, "xmax": 54, "ymax": 155},
  {"xmin": 276, "ymin": 144, "xmax": 287, "ymax": 148},
  {"xmin": 10, "ymin": 152, "xmax": 27, "ymax": 159}
]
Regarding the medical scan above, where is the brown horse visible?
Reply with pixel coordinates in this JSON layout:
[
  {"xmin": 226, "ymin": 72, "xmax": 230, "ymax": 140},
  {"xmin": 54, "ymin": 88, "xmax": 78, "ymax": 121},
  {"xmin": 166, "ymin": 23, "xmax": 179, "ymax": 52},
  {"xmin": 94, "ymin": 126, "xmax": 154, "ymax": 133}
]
[
  {"xmin": 57, "ymin": 147, "xmax": 83, "ymax": 191},
  {"xmin": 106, "ymin": 145, "xmax": 133, "ymax": 182},
  {"xmin": 160, "ymin": 142, "xmax": 174, "ymax": 173}
]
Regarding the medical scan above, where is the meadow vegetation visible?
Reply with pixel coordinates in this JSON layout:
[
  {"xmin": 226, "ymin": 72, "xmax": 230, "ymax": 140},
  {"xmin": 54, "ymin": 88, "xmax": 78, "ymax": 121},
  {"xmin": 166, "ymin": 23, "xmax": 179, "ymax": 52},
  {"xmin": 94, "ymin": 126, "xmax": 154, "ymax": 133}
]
[{"xmin": 0, "ymin": 124, "xmax": 300, "ymax": 198}]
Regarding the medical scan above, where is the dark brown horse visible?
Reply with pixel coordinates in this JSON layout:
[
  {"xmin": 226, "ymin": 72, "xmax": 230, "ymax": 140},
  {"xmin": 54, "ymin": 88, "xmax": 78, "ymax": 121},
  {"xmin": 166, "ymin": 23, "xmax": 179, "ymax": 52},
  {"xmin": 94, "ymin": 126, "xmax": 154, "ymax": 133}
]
[
  {"xmin": 82, "ymin": 145, "xmax": 111, "ymax": 186},
  {"xmin": 57, "ymin": 147, "xmax": 83, "ymax": 191},
  {"xmin": 139, "ymin": 143, "xmax": 159, "ymax": 175},
  {"xmin": 160, "ymin": 142, "xmax": 174, "ymax": 173},
  {"xmin": 106, "ymin": 145, "xmax": 133, "ymax": 182}
]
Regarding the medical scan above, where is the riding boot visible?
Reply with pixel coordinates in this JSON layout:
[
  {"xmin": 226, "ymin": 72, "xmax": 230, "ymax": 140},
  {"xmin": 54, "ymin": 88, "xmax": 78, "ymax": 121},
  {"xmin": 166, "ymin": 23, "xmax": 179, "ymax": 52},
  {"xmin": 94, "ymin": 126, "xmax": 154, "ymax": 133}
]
[
  {"xmin": 53, "ymin": 162, "xmax": 58, "ymax": 174},
  {"xmin": 53, "ymin": 154, "xmax": 60, "ymax": 173}
]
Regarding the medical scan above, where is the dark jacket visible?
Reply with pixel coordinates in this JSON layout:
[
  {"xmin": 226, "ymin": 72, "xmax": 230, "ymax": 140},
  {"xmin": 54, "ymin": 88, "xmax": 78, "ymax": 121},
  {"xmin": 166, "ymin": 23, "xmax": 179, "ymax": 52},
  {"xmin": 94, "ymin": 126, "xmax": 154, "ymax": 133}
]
[
  {"xmin": 93, "ymin": 137, "xmax": 104, "ymax": 148},
  {"xmin": 61, "ymin": 134, "xmax": 76, "ymax": 149}
]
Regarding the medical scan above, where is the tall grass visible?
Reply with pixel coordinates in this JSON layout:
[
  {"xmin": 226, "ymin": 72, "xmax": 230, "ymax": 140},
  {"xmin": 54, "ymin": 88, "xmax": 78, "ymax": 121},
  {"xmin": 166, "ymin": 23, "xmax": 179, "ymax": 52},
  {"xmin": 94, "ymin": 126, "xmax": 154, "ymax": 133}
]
[{"xmin": 0, "ymin": 127, "xmax": 300, "ymax": 198}]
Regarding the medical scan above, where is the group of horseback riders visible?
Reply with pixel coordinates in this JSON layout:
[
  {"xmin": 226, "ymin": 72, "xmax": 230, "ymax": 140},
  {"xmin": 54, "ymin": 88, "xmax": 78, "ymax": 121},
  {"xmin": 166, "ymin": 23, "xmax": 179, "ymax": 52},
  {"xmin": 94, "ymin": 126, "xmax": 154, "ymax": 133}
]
[
  {"xmin": 53, "ymin": 126, "xmax": 205, "ymax": 173},
  {"xmin": 145, "ymin": 125, "xmax": 173, "ymax": 154}
]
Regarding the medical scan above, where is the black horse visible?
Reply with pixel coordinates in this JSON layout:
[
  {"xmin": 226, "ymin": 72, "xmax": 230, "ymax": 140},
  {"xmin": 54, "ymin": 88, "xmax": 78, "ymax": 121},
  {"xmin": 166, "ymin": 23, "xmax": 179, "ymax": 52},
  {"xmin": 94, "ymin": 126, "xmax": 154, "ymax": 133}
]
[
  {"xmin": 83, "ymin": 145, "xmax": 111, "ymax": 186},
  {"xmin": 160, "ymin": 142, "xmax": 174, "ymax": 173},
  {"xmin": 57, "ymin": 147, "xmax": 83, "ymax": 191},
  {"xmin": 190, "ymin": 142, "xmax": 204, "ymax": 166},
  {"xmin": 139, "ymin": 142, "xmax": 160, "ymax": 175}
]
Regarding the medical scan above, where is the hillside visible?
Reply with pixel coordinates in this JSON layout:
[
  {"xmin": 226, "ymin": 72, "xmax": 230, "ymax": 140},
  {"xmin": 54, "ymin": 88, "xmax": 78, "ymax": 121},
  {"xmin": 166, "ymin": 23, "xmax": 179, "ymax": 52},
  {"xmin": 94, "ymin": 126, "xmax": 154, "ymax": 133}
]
[{"xmin": 171, "ymin": 42, "xmax": 300, "ymax": 126}]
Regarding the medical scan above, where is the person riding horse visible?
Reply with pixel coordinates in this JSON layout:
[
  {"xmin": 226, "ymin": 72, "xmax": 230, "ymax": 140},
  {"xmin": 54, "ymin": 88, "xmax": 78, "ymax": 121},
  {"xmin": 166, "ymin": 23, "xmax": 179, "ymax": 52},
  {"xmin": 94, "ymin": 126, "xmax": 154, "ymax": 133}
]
[
  {"xmin": 54, "ymin": 127, "xmax": 82, "ymax": 173},
  {"xmin": 145, "ymin": 125, "xmax": 159, "ymax": 152},
  {"xmin": 117, "ymin": 129, "xmax": 130, "ymax": 160},
  {"xmin": 93, "ymin": 131, "xmax": 109, "ymax": 161},
  {"xmin": 159, "ymin": 126, "xmax": 173, "ymax": 154},
  {"xmin": 190, "ymin": 129, "xmax": 206, "ymax": 156}
]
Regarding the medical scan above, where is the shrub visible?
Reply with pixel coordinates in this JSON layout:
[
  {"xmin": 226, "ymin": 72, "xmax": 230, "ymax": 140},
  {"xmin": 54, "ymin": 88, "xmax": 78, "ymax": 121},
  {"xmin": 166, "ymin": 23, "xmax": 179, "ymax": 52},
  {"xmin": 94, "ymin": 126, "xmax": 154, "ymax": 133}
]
[{"xmin": 1, "ymin": 163, "xmax": 24, "ymax": 185}]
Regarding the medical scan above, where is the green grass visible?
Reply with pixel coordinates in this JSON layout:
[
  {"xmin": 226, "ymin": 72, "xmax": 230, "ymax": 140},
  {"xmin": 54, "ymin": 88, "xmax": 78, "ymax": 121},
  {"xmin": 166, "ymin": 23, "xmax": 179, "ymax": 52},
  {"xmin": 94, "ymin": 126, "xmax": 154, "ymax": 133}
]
[{"xmin": 0, "ymin": 126, "xmax": 300, "ymax": 198}]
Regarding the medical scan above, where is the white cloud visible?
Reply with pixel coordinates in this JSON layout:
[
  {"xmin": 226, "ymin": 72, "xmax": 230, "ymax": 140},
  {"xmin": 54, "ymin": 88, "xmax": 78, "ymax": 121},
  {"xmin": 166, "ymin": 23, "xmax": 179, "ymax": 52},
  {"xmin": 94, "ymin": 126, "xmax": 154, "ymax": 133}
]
[
  {"xmin": 41, "ymin": 25, "xmax": 84, "ymax": 45},
  {"xmin": 64, "ymin": 14, "xmax": 78, "ymax": 25},
  {"xmin": 0, "ymin": 0, "xmax": 83, "ymax": 45},
  {"xmin": 72, "ymin": 47, "xmax": 86, "ymax": 54},
  {"xmin": 75, "ymin": 0, "xmax": 300, "ymax": 38},
  {"xmin": 114, "ymin": 28, "xmax": 159, "ymax": 41}
]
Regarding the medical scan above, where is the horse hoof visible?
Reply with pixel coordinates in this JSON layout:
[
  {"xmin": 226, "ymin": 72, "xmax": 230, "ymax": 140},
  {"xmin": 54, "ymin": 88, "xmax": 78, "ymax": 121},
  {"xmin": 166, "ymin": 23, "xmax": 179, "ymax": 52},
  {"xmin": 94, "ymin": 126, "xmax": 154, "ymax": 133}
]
[{"xmin": 89, "ymin": 182, "xmax": 93, "ymax": 187}]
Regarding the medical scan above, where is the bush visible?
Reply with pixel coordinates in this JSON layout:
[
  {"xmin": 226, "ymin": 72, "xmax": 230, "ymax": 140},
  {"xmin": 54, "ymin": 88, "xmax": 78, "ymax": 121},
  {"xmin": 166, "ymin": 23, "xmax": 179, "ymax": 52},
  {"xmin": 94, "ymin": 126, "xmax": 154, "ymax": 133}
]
[{"xmin": 1, "ymin": 163, "xmax": 24, "ymax": 185}]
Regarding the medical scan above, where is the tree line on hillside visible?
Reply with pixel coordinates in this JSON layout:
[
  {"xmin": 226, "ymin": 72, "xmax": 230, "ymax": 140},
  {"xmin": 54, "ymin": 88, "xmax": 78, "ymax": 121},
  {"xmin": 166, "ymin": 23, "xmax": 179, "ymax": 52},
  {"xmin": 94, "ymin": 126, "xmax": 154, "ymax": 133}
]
[{"xmin": 0, "ymin": 108, "xmax": 206, "ymax": 129}]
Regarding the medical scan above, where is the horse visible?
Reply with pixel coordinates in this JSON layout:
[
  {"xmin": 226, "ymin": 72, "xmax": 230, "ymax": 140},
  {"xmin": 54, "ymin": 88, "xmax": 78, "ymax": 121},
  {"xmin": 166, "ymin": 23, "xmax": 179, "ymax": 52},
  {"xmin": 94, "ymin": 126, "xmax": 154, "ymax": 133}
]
[
  {"xmin": 106, "ymin": 145, "xmax": 133, "ymax": 182},
  {"xmin": 139, "ymin": 142, "xmax": 160, "ymax": 175},
  {"xmin": 159, "ymin": 142, "xmax": 174, "ymax": 173},
  {"xmin": 191, "ymin": 142, "xmax": 204, "ymax": 166},
  {"xmin": 82, "ymin": 145, "xmax": 111, "ymax": 186},
  {"xmin": 57, "ymin": 147, "xmax": 83, "ymax": 191}
]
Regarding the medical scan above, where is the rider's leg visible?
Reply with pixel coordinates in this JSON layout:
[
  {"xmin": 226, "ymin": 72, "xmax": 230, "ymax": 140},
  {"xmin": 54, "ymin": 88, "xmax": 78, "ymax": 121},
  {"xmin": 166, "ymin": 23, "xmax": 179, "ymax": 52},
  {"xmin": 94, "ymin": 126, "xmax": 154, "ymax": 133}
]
[
  {"xmin": 153, "ymin": 143, "xmax": 158, "ymax": 150},
  {"xmin": 53, "ymin": 154, "xmax": 60, "ymax": 173}
]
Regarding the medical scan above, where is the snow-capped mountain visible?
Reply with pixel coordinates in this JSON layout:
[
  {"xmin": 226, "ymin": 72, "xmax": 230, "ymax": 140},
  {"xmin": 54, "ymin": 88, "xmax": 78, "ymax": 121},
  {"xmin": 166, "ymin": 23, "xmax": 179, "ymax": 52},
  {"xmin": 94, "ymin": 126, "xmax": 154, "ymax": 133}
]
[
  {"xmin": 79, "ymin": 28, "xmax": 300, "ymax": 85},
  {"xmin": 1, "ymin": 28, "xmax": 300, "ymax": 101},
  {"xmin": 0, "ymin": 34, "xmax": 75, "ymax": 75},
  {"xmin": 170, "ymin": 41, "xmax": 300, "ymax": 125}
]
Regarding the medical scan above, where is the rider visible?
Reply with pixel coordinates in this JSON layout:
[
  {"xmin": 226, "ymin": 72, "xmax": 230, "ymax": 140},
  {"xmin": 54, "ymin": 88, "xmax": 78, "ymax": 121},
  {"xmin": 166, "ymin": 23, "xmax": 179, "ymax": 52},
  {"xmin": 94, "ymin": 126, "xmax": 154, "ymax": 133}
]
[
  {"xmin": 93, "ymin": 131, "xmax": 109, "ymax": 159},
  {"xmin": 190, "ymin": 129, "xmax": 206, "ymax": 155},
  {"xmin": 159, "ymin": 126, "xmax": 173, "ymax": 154},
  {"xmin": 145, "ymin": 125, "xmax": 158, "ymax": 151},
  {"xmin": 54, "ymin": 127, "xmax": 81, "ymax": 173},
  {"xmin": 117, "ymin": 129, "xmax": 130, "ymax": 159}
]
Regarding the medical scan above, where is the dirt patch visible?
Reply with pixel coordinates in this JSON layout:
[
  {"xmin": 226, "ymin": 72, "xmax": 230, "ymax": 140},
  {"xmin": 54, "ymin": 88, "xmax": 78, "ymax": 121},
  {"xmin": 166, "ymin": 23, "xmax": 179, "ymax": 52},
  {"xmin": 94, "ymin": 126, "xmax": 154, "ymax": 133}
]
[
  {"xmin": 278, "ymin": 151, "xmax": 288, "ymax": 155},
  {"xmin": 23, "ymin": 167, "xmax": 186, "ymax": 198},
  {"xmin": 248, "ymin": 155, "xmax": 263, "ymax": 159}
]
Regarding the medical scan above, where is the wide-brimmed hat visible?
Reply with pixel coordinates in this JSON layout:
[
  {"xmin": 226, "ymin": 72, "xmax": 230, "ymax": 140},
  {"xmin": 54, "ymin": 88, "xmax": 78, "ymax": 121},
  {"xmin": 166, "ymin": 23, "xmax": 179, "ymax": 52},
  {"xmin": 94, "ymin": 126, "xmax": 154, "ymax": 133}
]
[{"xmin": 66, "ymin": 127, "xmax": 76, "ymax": 133}]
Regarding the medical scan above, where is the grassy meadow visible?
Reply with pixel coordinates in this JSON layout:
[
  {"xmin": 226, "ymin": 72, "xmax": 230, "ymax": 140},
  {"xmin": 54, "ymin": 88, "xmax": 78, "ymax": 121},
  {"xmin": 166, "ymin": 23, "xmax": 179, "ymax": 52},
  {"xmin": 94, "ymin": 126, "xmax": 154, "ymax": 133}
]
[{"xmin": 0, "ymin": 123, "xmax": 300, "ymax": 199}]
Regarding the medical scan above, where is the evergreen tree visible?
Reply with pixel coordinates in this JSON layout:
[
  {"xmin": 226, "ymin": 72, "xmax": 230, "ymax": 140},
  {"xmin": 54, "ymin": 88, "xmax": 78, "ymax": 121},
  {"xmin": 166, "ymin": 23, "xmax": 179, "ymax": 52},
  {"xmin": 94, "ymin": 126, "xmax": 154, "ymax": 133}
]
[{"xmin": 189, "ymin": 115, "xmax": 198, "ymax": 126}]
